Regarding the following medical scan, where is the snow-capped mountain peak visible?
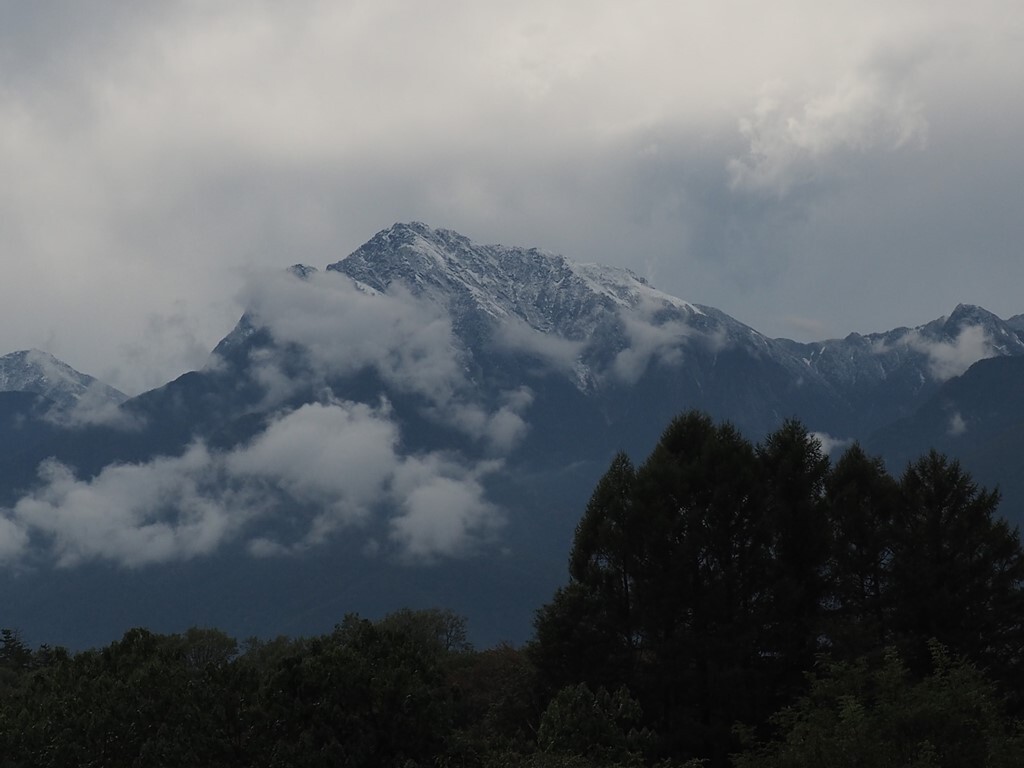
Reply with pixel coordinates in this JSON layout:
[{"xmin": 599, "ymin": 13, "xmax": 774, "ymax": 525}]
[
  {"xmin": 325, "ymin": 222, "xmax": 707, "ymax": 340},
  {"xmin": 0, "ymin": 349, "xmax": 127, "ymax": 411},
  {"xmin": 221, "ymin": 223, "xmax": 1024, "ymax": 439}
]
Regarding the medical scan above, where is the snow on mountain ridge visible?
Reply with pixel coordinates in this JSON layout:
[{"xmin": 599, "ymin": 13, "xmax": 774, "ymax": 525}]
[
  {"xmin": 781, "ymin": 302, "xmax": 1024, "ymax": 390},
  {"xmin": 326, "ymin": 222, "xmax": 708, "ymax": 341},
  {"xmin": 314, "ymin": 222, "xmax": 792, "ymax": 395},
  {"xmin": 219, "ymin": 223, "xmax": 1023, "ymax": 419},
  {"xmin": 0, "ymin": 349, "xmax": 127, "ymax": 411}
]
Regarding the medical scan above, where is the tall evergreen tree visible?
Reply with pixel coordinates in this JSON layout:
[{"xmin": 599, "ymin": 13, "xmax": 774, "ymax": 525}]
[
  {"xmin": 628, "ymin": 411, "xmax": 770, "ymax": 762},
  {"xmin": 824, "ymin": 444, "xmax": 899, "ymax": 660},
  {"xmin": 568, "ymin": 452, "xmax": 641, "ymax": 667},
  {"xmin": 890, "ymin": 450, "xmax": 1024, "ymax": 696},
  {"xmin": 535, "ymin": 412, "xmax": 776, "ymax": 764},
  {"xmin": 756, "ymin": 419, "xmax": 832, "ymax": 698},
  {"xmin": 534, "ymin": 453, "xmax": 641, "ymax": 693}
]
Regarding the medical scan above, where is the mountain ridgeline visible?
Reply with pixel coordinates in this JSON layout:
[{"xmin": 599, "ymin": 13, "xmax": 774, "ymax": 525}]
[{"xmin": 0, "ymin": 221, "xmax": 1022, "ymax": 649}]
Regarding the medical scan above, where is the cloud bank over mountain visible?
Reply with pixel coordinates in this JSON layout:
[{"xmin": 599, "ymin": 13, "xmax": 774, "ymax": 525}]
[{"xmin": 0, "ymin": 399, "xmax": 504, "ymax": 568}]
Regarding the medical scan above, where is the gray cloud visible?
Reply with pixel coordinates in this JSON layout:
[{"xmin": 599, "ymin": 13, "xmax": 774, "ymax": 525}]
[
  {"xmin": 51, "ymin": 383, "xmax": 146, "ymax": 431},
  {"xmin": 606, "ymin": 297, "xmax": 735, "ymax": 384},
  {"xmin": 610, "ymin": 301, "xmax": 694, "ymax": 384},
  {"xmin": 811, "ymin": 431, "xmax": 855, "ymax": 457},
  {"xmin": 440, "ymin": 388, "xmax": 535, "ymax": 456},
  {"xmin": 948, "ymin": 411, "xmax": 967, "ymax": 436},
  {"xmin": 728, "ymin": 69, "xmax": 928, "ymax": 196},
  {"xmin": 115, "ymin": 307, "xmax": 222, "ymax": 395},
  {"xmin": 0, "ymin": 516, "xmax": 29, "ymax": 566},
  {"xmin": 493, "ymin": 318, "xmax": 587, "ymax": 375}
]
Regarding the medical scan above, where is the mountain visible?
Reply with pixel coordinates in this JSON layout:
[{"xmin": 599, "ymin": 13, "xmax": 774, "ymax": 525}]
[
  {"xmin": 0, "ymin": 354, "xmax": 128, "ymax": 503},
  {"xmin": 211, "ymin": 223, "xmax": 1024, "ymax": 452},
  {"xmin": 324, "ymin": 224, "xmax": 1024, "ymax": 441},
  {"xmin": 1, "ymin": 222, "xmax": 1022, "ymax": 650},
  {"xmin": 776, "ymin": 303, "xmax": 1024, "ymax": 434},
  {"xmin": 868, "ymin": 355, "xmax": 1024, "ymax": 522},
  {"xmin": 0, "ymin": 349, "xmax": 126, "ymax": 412}
]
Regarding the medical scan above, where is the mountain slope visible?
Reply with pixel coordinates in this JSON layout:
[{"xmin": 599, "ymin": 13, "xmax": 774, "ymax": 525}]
[
  {"xmin": 868, "ymin": 355, "xmax": 1024, "ymax": 522},
  {"xmin": 776, "ymin": 303, "xmax": 1024, "ymax": 434}
]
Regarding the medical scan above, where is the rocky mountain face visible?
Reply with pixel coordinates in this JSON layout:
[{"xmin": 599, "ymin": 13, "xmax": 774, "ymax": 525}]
[
  {"xmin": 318, "ymin": 223, "xmax": 1024, "ymax": 444},
  {"xmin": 1, "ymin": 221, "xmax": 1022, "ymax": 650}
]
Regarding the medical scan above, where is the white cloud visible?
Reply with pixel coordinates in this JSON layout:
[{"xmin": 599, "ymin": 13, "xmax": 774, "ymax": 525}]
[
  {"xmin": 242, "ymin": 269, "xmax": 464, "ymax": 408},
  {"xmin": 0, "ymin": 398, "xmax": 506, "ymax": 568},
  {"xmin": 6, "ymin": 445, "xmax": 242, "ymax": 568},
  {"xmin": 389, "ymin": 455, "xmax": 503, "ymax": 561},
  {"xmin": 900, "ymin": 324, "xmax": 996, "ymax": 381},
  {"xmin": 610, "ymin": 299, "xmax": 694, "ymax": 384},
  {"xmin": 240, "ymin": 268, "xmax": 539, "ymax": 452},
  {"xmin": 227, "ymin": 401, "xmax": 399, "ymax": 529}
]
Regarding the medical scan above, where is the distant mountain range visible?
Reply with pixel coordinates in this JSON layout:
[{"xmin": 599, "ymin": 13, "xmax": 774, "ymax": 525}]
[{"xmin": 1, "ymin": 222, "xmax": 1022, "ymax": 649}]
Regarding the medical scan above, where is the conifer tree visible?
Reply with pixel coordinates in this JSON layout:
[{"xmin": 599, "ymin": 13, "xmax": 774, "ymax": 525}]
[
  {"xmin": 756, "ymin": 419, "xmax": 831, "ymax": 694},
  {"xmin": 890, "ymin": 450, "xmax": 1024, "ymax": 697},
  {"xmin": 824, "ymin": 444, "xmax": 899, "ymax": 659}
]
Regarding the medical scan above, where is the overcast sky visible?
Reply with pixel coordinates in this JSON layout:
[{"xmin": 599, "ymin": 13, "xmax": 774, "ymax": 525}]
[{"xmin": 2, "ymin": 0, "xmax": 1022, "ymax": 395}]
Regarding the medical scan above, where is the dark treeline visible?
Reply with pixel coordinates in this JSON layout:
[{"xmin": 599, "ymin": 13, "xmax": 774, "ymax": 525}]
[{"xmin": 2, "ymin": 411, "xmax": 1024, "ymax": 766}]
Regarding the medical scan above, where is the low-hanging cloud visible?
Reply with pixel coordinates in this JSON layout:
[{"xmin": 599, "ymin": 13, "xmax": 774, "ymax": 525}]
[
  {"xmin": 493, "ymin": 317, "xmax": 586, "ymax": 375},
  {"xmin": 947, "ymin": 411, "xmax": 967, "ymax": 436},
  {"xmin": 241, "ymin": 269, "xmax": 464, "ymax": 406},
  {"xmin": 611, "ymin": 315, "xmax": 689, "ymax": 384},
  {"xmin": 441, "ymin": 387, "xmax": 535, "ymax": 456},
  {"xmin": 0, "ymin": 399, "xmax": 505, "ymax": 568},
  {"xmin": 0, "ymin": 516, "xmax": 29, "ymax": 565},
  {"xmin": 897, "ymin": 324, "xmax": 995, "ymax": 381},
  {"xmin": 239, "ymin": 268, "xmax": 542, "ymax": 452},
  {"xmin": 226, "ymin": 400, "xmax": 401, "ymax": 537},
  {"xmin": 46, "ymin": 382, "xmax": 146, "ymax": 431},
  {"xmin": 609, "ymin": 297, "xmax": 697, "ymax": 384},
  {"xmin": 389, "ymin": 454, "xmax": 503, "ymax": 562},
  {"xmin": 5, "ymin": 444, "xmax": 242, "ymax": 569}
]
